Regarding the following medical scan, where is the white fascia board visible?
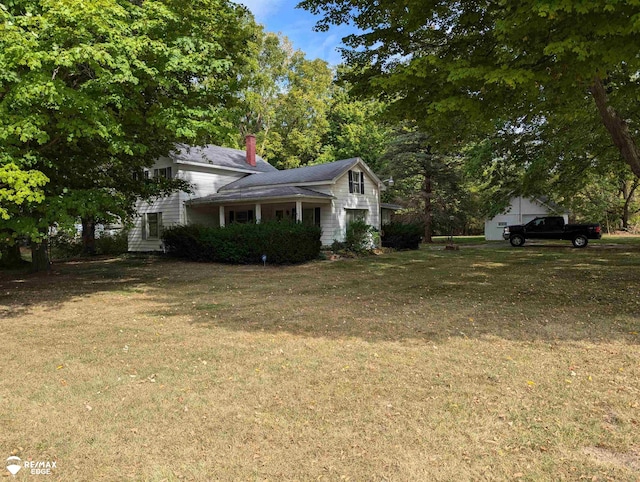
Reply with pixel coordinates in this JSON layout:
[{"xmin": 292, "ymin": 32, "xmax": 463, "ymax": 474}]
[
  {"xmin": 357, "ymin": 158, "xmax": 384, "ymax": 186},
  {"xmin": 188, "ymin": 194, "xmax": 335, "ymax": 206},
  {"xmin": 175, "ymin": 159, "xmax": 266, "ymax": 175},
  {"xmin": 221, "ymin": 181, "xmax": 334, "ymax": 192},
  {"xmin": 328, "ymin": 157, "xmax": 384, "ymax": 187}
]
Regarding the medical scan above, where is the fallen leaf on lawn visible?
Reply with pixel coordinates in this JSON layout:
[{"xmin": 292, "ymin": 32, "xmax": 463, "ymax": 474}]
[
  {"xmin": 56, "ymin": 365, "xmax": 64, "ymax": 370},
  {"xmin": 527, "ymin": 380, "xmax": 535, "ymax": 386}
]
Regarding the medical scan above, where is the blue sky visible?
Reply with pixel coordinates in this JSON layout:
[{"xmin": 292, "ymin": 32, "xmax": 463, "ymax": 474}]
[{"xmin": 237, "ymin": 0, "xmax": 354, "ymax": 66}]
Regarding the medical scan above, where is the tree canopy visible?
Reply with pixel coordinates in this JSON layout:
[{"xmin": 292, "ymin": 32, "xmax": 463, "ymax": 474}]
[
  {"xmin": 299, "ymin": 0, "xmax": 640, "ymax": 178},
  {"xmin": 233, "ymin": 30, "xmax": 391, "ymax": 170},
  {"xmin": 0, "ymin": 162, "xmax": 48, "ymax": 221},
  {"xmin": 0, "ymin": 0, "xmax": 253, "ymax": 266}
]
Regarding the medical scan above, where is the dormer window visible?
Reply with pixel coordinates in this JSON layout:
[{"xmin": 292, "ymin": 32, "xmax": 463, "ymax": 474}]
[{"xmin": 348, "ymin": 170, "xmax": 365, "ymax": 194}]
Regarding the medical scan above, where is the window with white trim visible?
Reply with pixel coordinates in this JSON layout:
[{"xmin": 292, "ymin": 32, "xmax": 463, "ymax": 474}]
[
  {"xmin": 153, "ymin": 167, "xmax": 172, "ymax": 179},
  {"xmin": 348, "ymin": 170, "xmax": 365, "ymax": 194},
  {"xmin": 229, "ymin": 210, "xmax": 254, "ymax": 224},
  {"xmin": 303, "ymin": 207, "xmax": 321, "ymax": 227},
  {"xmin": 346, "ymin": 209, "xmax": 367, "ymax": 224},
  {"xmin": 144, "ymin": 212, "xmax": 162, "ymax": 239},
  {"xmin": 133, "ymin": 169, "xmax": 150, "ymax": 181}
]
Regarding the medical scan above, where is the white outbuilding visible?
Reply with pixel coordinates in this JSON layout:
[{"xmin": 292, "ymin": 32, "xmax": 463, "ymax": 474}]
[{"xmin": 484, "ymin": 196, "xmax": 569, "ymax": 241}]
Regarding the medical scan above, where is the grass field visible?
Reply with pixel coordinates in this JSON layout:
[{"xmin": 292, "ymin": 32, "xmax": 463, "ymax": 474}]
[{"xmin": 1, "ymin": 238, "xmax": 639, "ymax": 481}]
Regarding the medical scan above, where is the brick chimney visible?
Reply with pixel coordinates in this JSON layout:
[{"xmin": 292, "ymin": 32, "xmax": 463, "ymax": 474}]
[{"xmin": 245, "ymin": 134, "xmax": 256, "ymax": 167}]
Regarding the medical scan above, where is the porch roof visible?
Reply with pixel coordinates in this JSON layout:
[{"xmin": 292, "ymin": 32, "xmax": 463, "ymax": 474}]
[
  {"xmin": 381, "ymin": 203, "xmax": 403, "ymax": 211},
  {"xmin": 186, "ymin": 186, "xmax": 334, "ymax": 206}
]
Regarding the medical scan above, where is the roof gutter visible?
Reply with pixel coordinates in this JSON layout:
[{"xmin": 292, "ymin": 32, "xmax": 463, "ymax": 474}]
[{"xmin": 186, "ymin": 193, "xmax": 335, "ymax": 206}]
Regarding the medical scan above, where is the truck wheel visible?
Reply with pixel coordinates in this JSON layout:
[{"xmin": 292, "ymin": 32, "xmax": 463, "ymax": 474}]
[
  {"xmin": 510, "ymin": 234, "xmax": 525, "ymax": 247},
  {"xmin": 572, "ymin": 235, "xmax": 588, "ymax": 248}
]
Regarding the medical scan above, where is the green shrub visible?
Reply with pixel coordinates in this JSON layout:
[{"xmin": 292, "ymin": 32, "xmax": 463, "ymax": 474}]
[
  {"xmin": 50, "ymin": 232, "xmax": 84, "ymax": 259},
  {"xmin": 160, "ymin": 225, "xmax": 205, "ymax": 260},
  {"xmin": 331, "ymin": 239, "xmax": 347, "ymax": 252},
  {"xmin": 95, "ymin": 230, "xmax": 129, "ymax": 256},
  {"xmin": 345, "ymin": 220, "xmax": 375, "ymax": 253},
  {"xmin": 162, "ymin": 221, "xmax": 321, "ymax": 265},
  {"xmin": 50, "ymin": 229, "xmax": 129, "ymax": 259},
  {"xmin": 381, "ymin": 222, "xmax": 423, "ymax": 250}
]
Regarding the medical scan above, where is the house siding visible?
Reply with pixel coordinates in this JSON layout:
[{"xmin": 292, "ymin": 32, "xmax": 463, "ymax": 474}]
[
  {"xmin": 179, "ymin": 165, "xmax": 246, "ymax": 201},
  {"xmin": 322, "ymin": 167, "xmax": 380, "ymax": 245},
  {"xmin": 128, "ymin": 159, "xmax": 248, "ymax": 251},
  {"xmin": 128, "ymin": 193, "xmax": 182, "ymax": 251}
]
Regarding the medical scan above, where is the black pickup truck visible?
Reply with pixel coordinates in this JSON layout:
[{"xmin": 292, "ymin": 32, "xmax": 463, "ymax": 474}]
[{"xmin": 503, "ymin": 216, "xmax": 602, "ymax": 248}]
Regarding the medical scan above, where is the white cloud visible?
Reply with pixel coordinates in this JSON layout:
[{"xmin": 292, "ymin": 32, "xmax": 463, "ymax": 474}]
[
  {"xmin": 236, "ymin": 0, "xmax": 286, "ymax": 22},
  {"xmin": 305, "ymin": 33, "xmax": 343, "ymax": 66}
]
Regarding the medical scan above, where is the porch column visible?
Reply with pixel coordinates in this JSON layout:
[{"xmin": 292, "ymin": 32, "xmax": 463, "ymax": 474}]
[
  {"xmin": 219, "ymin": 205, "xmax": 225, "ymax": 227},
  {"xmin": 255, "ymin": 203, "xmax": 262, "ymax": 223},
  {"xmin": 295, "ymin": 200, "xmax": 303, "ymax": 222}
]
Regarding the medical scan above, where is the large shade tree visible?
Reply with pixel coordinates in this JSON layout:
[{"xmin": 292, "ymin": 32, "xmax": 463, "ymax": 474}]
[
  {"xmin": 299, "ymin": 0, "xmax": 640, "ymax": 178},
  {"xmin": 231, "ymin": 28, "xmax": 334, "ymax": 169},
  {"xmin": 0, "ymin": 0, "xmax": 252, "ymax": 269},
  {"xmin": 382, "ymin": 128, "xmax": 462, "ymax": 242},
  {"xmin": 316, "ymin": 85, "xmax": 391, "ymax": 173},
  {"xmin": 263, "ymin": 55, "xmax": 334, "ymax": 169}
]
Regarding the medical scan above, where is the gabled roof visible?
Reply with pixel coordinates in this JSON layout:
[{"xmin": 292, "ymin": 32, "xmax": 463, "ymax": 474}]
[
  {"xmin": 219, "ymin": 158, "xmax": 374, "ymax": 191},
  {"xmin": 187, "ymin": 186, "xmax": 333, "ymax": 205},
  {"xmin": 534, "ymin": 196, "xmax": 570, "ymax": 214},
  {"xmin": 170, "ymin": 144, "xmax": 277, "ymax": 174}
]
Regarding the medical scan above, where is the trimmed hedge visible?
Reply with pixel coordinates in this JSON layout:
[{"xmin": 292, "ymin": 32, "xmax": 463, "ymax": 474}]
[
  {"xmin": 381, "ymin": 222, "xmax": 423, "ymax": 250},
  {"xmin": 162, "ymin": 221, "xmax": 322, "ymax": 264}
]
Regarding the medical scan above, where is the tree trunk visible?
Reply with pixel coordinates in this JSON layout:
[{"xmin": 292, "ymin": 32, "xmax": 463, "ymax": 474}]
[
  {"xmin": 30, "ymin": 239, "xmax": 50, "ymax": 272},
  {"xmin": 621, "ymin": 179, "xmax": 639, "ymax": 229},
  {"xmin": 82, "ymin": 216, "xmax": 97, "ymax": 255},
  {"xmin": 423, "ymin": 174, "xmax": 433, "ymax": 243},
  {"xmin": 0, "ymin": 242, "xmax": 28, "ymax": 269},
  {"xmin": 590, "ymin": 77, "xmax": 640, "ymax": 178}
]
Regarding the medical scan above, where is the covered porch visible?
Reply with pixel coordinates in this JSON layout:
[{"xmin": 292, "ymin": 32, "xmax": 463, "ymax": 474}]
[{"xmin": 185, "ymin": 187, "xmax": 334, "ymax": 241}]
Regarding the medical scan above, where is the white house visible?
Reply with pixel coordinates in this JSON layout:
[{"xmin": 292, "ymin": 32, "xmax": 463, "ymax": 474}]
[
  {"xmin": 484, "ymin": 196, "xmax": 569, "ymax": 241},
  {"xmin": 128, "ymin": 136, "xmax": 385, "ymax": 251}
]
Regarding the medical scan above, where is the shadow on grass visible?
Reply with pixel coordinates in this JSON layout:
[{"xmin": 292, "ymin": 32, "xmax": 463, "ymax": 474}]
[
  {"xmin": 156, "ymin": 245, "xmax": 640, "ymax": 345},
  {"xmin": 1, "ymin": 246, "xmax": 639, "ymax": 345},
  {"xmin": 0, "ymin": 256, "xmax": 170, "ymax": 319}
]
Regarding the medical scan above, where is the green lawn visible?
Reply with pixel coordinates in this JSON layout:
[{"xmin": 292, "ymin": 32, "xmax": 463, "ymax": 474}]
[{"xmin": 1, "ymin": 240, "xmax": 639, "ymax": 480}]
